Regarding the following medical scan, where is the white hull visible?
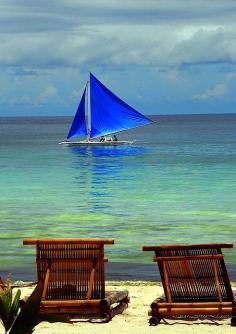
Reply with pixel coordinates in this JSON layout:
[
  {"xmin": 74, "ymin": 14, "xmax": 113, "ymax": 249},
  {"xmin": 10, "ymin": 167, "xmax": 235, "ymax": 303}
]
[{"xmin": 59, "ymin": 140, "xmax": 134, "ymax": 146}]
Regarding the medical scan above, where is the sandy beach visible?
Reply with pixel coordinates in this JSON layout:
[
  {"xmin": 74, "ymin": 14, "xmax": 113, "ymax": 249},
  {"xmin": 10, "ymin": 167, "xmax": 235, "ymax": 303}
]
[{"xmin": 1, "ymin": 281, "xmax": 235, "ymax": 334}]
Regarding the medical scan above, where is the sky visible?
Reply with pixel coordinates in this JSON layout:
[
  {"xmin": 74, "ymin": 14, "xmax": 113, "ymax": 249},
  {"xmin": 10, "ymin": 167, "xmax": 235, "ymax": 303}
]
[{"xmin": 1, "ymin": 0, "xmax": 236, "ymax": 116}]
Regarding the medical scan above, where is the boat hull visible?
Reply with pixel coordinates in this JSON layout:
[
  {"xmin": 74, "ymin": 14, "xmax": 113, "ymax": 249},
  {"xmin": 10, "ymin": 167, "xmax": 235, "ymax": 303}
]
[{"xmin": 59, "ymin": 140, "xmax": 134, "ymax": 146}]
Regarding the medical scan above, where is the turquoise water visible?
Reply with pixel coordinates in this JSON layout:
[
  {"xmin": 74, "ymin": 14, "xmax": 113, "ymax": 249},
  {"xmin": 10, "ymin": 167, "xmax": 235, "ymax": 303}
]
[{"xmin": 0, "ymin": 115, "xmax": 236, "ymax": 278}]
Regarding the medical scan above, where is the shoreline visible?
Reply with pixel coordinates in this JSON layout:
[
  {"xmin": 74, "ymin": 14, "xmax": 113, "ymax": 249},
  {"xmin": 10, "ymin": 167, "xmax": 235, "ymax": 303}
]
[{"xmin": 2, "ymin": 261, "xmax": 236, "ymax": 281}]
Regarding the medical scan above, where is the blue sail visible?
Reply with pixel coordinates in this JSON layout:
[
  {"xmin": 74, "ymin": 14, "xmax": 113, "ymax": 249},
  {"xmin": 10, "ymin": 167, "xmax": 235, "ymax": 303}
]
[
  {"xmin": 67, "ymin": 88, "xmax": 87, "ymax": 139},
  {"xmin": 89, "ymin": 73, "xmax": 153, "ymax": 138}
]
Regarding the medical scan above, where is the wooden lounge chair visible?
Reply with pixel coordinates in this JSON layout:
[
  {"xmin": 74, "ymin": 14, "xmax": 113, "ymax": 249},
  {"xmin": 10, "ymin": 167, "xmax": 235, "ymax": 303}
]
[
  {"xmin": 0, "ymin": 276, "xmax": 4, "ymax": 290},
  {"xmin": 23, "ymin": 238, "xmax": 129, "ymax": 321},
  {"xmin": 143, "ymin": 243, "xmax": 236, "ymax": 326}
]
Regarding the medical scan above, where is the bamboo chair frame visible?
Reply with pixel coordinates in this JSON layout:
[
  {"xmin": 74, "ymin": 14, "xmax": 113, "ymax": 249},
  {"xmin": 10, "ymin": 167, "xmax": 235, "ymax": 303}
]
[
  {"xmin": 0, "ymin": 276, "xmax": 4, "ymax": 291},
  {"xmin": 143, "ymin": 243, "xmax": 236, "ymax": 325},
  {"xmin": 23, "ymin": 238, "xmax": 129, "ymax": 320}
]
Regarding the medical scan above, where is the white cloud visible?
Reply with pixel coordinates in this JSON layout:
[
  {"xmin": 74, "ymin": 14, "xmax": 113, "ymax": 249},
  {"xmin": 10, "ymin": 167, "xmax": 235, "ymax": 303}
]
[
  {"xmin": 1, "ymin": 1, "xmax": 236, "ymax": 31},
  {"xmin": 20, "ymin": 94, "xmax": 32, "ymax": 104},
  {"xmin": 1, "ymin": 0, "xmax": 236, "ymax": 115},
  {"xmin": 0, "ymin": 24, "xmax": 236, "ymax": 71},
  {"xmin": 7, "ymin": 94, "xmax": 32, "ymax": 106},
  {"xmin": 0, "ymin": 1, "xmax": 236, "ymax": 71},
  {"xmin": 195, "ymin": 83, "xmax": 227, "ymax": 100},
  {"xmin": 70, "ymin": 88, "xmax": 85, "ymax": 101},
  {"xmin": 194, "ymin": 69, "xmax": 236, "ymax": 100},
  {"xmin": 37, "ymin": 85, "xmax": 59, "ymax": 105},
  {"xmin": 226, "ymin": 72, "xmax": 236, "ymax": 80}
]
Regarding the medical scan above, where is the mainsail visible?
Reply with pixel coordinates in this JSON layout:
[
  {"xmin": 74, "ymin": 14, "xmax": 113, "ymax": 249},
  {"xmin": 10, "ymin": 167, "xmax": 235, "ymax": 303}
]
[
  {"xmin": 67, "ymin": 73, "xmax": 153, "ymax": 140},
  {"xmin": 67, "ymin": 88, "xmax": 87, "ymax": 139},
  {"xmin": 90, "ymin": 73, "xmax": 152, "ymax": 138}
]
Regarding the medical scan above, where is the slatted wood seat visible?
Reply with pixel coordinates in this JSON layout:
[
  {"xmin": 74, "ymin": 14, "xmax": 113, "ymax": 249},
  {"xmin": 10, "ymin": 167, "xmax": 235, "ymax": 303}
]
[
  {"xmin": 23, "ymin": 238, "xmax": 129, "ymax": 320},
  {"xmin": 143, "ymin": 243, "xmax": 236, "ymax": 325}
]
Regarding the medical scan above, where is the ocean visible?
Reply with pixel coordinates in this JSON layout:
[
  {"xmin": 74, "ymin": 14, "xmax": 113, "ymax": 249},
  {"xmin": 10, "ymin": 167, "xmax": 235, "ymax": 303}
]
[{"xmin": 0, "ymin": 114, "xmax": 236, "ymax": 281}]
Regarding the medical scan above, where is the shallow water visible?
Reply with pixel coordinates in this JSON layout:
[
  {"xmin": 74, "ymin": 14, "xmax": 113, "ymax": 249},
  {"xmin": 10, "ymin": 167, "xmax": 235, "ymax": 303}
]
[{"xmin": 0, "ymin": 114, "xmax": 236, "ymax": 279}]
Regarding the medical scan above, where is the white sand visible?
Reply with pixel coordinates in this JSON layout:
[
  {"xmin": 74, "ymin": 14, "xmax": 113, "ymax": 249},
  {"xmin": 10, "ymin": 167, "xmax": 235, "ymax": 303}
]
[{"xmin": 1, "ymin": 282, "xmax": 235, "ymax": 334}]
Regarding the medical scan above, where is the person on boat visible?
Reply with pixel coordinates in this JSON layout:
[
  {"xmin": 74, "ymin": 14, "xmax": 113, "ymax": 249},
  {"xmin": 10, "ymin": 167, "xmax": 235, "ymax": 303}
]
[
  {"xmin": 100, "ymin": 136, "xmax": 105, "ymax": 142},
  {"xmin": 113, "ymin": 134, "xmax": 118, "ymax": 141}
]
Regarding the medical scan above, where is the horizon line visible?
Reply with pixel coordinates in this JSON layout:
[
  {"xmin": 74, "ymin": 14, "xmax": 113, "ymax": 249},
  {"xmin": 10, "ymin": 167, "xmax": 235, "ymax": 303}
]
[{"xmin": 1, "ymin": 112, "xmax": 236, "ymax": 118}]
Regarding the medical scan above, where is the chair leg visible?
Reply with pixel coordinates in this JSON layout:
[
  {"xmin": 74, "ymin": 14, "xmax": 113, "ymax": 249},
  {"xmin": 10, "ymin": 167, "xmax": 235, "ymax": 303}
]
[
  {"xmin": 149, "ymin": 316, "xmax": 161, "ymax": 326},
  {"xmin": 231, "ymin": 316, "xmax": 236, "ymax": 326}
]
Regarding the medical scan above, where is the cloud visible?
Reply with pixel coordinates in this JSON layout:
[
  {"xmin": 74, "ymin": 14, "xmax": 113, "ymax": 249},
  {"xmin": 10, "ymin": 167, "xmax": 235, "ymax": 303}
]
[
  {"xmin": 6, "ymin": 94, "xmax": 32, "ymax": 106},
  {"xmin": 194, "ymin": 70, "xmax": 236, "ymax": 100},
  {"xmin": 166, "ymin": 69, "xmax": 180, "ymax": 83},
  {"xmin": 0, "ymin": 1, "xmax": 236, "ymax": 71},
  {"xmin": 195, "ymin": 83, "xmax": 227, "ymax": 100},
  {"xmin": 37, "ymin": 85, "xmax": 60, "ymax": 105},
  {"xmin": 1, "ymin": 1, "xmax": 236, "ymax": 116},
  {"xmin": 70, "ymin": 87, "xmax": 85, "ymax": 101},
  {"xmin": 1, "ymin": 1, "xmax": 236, "ymax": 32},
  {"xmin": 13, "ymin": 67, "xmax": 40, "ymax": 77},
  {"xmin": 1, "ymin": 24, "xmax": 236, "ymax": 71},
  {"xmin": 226, "ymin": 72, "xmax": 236, "ymax": 80}
]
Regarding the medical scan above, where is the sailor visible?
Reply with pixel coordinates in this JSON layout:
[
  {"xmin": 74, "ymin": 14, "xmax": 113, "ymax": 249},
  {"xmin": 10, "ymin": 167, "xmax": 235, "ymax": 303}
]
[{"xmin": 113, "ymin": 134, "xmax": 118, "ymax": 142}]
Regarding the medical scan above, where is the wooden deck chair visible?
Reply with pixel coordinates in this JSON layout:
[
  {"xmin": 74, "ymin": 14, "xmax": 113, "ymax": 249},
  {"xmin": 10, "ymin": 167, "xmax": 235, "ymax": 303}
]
[
  {"xmin": 23, "ymin": 238, "xmax": 129, "ymax": 321},
  {"xmin": 143, "ymin": 243, "xmax": 236, "ymax": 326},
  {"xmin": 0, "ymin": 276, "xmax": 4, "ymax": 291}
]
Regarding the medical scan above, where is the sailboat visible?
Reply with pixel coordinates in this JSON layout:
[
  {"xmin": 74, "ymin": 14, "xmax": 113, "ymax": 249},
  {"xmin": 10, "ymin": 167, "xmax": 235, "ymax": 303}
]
[{"xmin": 60, "ymin": 73, "xmax": 153, "ymax": 146}]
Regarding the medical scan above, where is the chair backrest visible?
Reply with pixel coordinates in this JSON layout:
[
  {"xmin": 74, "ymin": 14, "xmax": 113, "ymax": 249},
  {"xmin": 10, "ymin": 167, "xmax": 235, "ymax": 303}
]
[
  {"xmin": 143, "ymin": 243, "xmax": 234, "ymax": 303},
  {"xmin": 23, "ymin": 238, "xmax": 114, "ymax": 300}
]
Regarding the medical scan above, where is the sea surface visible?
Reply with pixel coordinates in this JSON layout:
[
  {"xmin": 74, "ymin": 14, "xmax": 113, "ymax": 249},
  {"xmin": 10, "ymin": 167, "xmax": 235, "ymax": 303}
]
[{"xmin": 0, "ymin": 114, "xmax": 236, "ymax": 280}]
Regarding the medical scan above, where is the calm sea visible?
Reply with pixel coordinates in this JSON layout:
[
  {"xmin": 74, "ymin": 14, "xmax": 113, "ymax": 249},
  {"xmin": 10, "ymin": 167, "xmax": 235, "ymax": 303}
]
[{"xmin": 0, "ymin": 114, "xmax": 236, "ymax": 280}]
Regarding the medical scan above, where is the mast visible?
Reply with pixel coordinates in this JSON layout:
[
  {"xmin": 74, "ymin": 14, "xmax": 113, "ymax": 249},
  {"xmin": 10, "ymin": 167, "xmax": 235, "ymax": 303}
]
[{"xmin": 86, "ymin": 80, "xmax": 91, "ymax": 140}]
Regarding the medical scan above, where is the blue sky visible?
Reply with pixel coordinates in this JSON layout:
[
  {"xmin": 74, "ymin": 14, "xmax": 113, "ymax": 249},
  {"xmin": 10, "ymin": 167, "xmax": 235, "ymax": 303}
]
[{"xmin": 1, "ymin": 0, "xmax": 236, "ymax": 116}]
